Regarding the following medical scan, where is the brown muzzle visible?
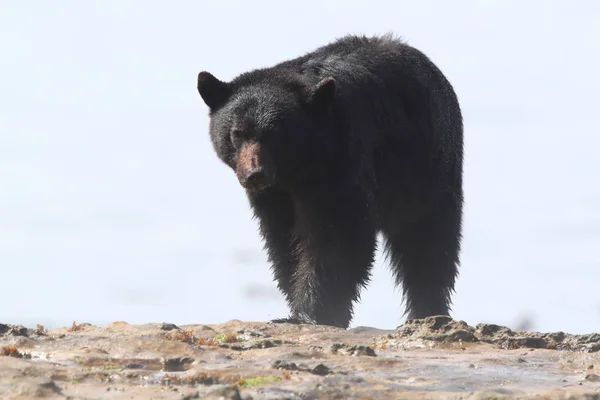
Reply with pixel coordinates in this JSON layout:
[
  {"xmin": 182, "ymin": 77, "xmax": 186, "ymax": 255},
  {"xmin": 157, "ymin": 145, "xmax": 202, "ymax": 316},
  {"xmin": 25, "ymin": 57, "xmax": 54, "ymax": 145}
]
[{"xmin": 236, "ymin": 142, "xmax": 271, "ymax": 190}]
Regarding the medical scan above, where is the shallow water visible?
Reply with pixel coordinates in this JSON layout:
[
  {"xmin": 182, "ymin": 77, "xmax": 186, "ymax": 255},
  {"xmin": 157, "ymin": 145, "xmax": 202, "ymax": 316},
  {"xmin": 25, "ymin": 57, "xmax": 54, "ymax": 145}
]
[{"xmin": 1, "ymin": 1, "xmax": 599, "ymax": 334}]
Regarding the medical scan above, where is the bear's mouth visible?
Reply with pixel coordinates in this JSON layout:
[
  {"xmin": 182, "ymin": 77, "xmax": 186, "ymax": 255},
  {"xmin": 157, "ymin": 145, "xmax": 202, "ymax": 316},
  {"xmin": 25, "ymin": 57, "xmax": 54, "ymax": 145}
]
[{"xmin": 241, "ymin": 180, "xmax": 271, "ymax": 192}]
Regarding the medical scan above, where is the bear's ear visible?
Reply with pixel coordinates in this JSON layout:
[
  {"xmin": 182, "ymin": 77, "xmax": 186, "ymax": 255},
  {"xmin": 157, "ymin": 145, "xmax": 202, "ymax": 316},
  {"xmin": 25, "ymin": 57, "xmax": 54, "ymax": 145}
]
[
  {"xmin": 305, "ymin": 77, "xmax": 336, "ymax": 112},
  {"xmin": 197, "ymin": 71, "xmax": 231, "ymax": 110}
]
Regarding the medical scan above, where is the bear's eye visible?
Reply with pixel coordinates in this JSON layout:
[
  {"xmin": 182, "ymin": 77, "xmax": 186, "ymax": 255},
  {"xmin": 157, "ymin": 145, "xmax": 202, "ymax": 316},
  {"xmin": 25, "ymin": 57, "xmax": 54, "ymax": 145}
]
[{"xmin": 230, "ymin": 129, "xmax": 247, "ymax": 148}]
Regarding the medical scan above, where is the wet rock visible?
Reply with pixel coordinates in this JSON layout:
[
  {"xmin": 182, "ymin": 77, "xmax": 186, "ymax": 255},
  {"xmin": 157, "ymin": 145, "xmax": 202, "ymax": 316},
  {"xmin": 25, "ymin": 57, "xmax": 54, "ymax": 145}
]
[
  {"xmin": 159, "ymin": 322, "xmax": 179, "ymax": 331},
  {"xmin": 379, "ymin": 317, "xmax": 600, "ymax": 353},
  {"xmin": 1, "ymin": 319, "xmax": 600, "ymax": 399},
  {"xmin": 0, "ymin": 324, "xmax": 30, "ymax": 337},
  {"xmin": 196, "ymin": 384, "xmax": 243, "ymax": 399},
  {"xmin": 311, "ymin": 363, "xmax": 333, "ymax": 376},
  {"xmin": 475, "ymin": 323, "xmax": 516, "ymax": 338},
  {"xmin": 584, "ymin": 373, "xmax": 600, "ymax": 382},
  {"xmin": 11, "ymin": 377, "xmax": 62, "ymax": 398},
  {"xmin": 223, "ymin": 338, "xmax": 297, "ymax": 351},
  {"xmin": 255, "ymin": 387, "xmax": 303, "ymax": 399},
  {"xmin": 545, "ymin": 331, "xmax": 567, "ymax": 343},
  {"xmin": 242, "ymin": 339, "xmax": 279, "ymax": 350},
  {"xmin": 304, "ymin": 377, "xmax": 354, "ymax": 399},
  {"xmin": 330, "ymin": 343, "xmax": 376, "ymax": 356},
  {"xmin": 237, "ymin": 327, "xmax": 272, "ymax": 339},
  {"xmin": 306, "ymin": 345, "xmax": 324, "ymax": 353},
  {"xmin": 272, "ymin": 359, "xmax": 333, "ymax": 376},
  {"xmin": 480, "ymin": 327, "xmax": 600, "ymax": 352},
  {"xmin": 394, "ymin": 315, "xmax": 479, "ymax": 343},
  {"xmin": 161, "ymin": 356, "xmax": 194, "ymax": 372},
  {"xmin": 124, "ymin": 362, "xmax": 145, "ymax": 369},
  {"xmin": 181, "ymin": 391, "xmax": 200, "ymax": 400},
  {"xmin": 272, "ymin": 360, "xmax": 300, "ymax": 371}
]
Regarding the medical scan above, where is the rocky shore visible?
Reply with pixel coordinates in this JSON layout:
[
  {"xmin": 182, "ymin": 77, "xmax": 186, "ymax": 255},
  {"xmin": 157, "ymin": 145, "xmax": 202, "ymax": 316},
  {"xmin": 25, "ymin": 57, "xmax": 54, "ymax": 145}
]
[{"xmin": 2, "ymin": 316, "xmax": 600, "ymax": 399}]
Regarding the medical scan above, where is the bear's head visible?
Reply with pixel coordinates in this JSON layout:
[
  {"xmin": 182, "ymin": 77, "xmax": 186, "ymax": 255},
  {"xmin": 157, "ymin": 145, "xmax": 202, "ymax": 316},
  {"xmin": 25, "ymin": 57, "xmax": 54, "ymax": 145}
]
[{"xmin": 197, "ymin": 71, "xmax": 336, "ymax": 192}]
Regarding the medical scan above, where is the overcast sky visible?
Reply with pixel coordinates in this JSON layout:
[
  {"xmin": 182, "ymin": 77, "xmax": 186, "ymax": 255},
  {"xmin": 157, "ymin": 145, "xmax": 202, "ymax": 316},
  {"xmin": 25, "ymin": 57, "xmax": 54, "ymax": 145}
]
[{"xmin": 1, "ymin": 1, "xmax": 599, "ymax": 333}]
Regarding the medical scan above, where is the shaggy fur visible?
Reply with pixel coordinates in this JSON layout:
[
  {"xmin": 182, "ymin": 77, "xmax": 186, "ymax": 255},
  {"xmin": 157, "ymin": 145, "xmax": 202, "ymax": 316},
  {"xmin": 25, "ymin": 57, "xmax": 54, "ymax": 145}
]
[{"xmin": 197, "ymin": 34, "xmax": 464, "ymax": 329}]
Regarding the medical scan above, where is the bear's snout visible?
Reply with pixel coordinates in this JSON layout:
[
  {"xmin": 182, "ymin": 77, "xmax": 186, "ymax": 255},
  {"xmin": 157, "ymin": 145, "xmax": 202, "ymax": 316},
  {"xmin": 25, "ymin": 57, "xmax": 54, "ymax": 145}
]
[
  {"xmin": 240, "ymin": 167, "xmax": 268, "ymax": 190},
  {"xmin": 236, "ymin": 142, "xmax": 274, "ymax": 190}
]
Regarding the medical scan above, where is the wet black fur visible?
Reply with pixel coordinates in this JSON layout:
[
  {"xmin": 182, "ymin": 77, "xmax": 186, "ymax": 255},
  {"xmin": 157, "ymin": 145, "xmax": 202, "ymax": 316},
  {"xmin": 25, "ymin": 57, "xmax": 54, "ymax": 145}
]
[{"xmin": 197, "ymin": 34, "xmax": 464, "ymax": 329}]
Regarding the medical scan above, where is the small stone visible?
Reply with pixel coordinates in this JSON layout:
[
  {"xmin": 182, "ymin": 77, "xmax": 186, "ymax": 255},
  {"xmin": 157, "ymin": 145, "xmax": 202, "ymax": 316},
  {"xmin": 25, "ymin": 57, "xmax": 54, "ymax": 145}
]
[
  {"xmin": 272, "ymin": 360, "xmax": 299, "ymax": 371},
  {"xmin": 6, "ymin": 325, "xmax": 29, "ymax": 337},
  {"xmin": 329, "ymin": 343, "xmax": 376, "ymax": 357},
  {"xmin": 11, "ymin": 377, "xmax": 62, "ymax": 397},
  {"xmin": 311, "ymin": 364, "xmax": 333, "ymax": 376},
  {"xmin": 348, "ymin": 345, "xmax": 376, "ymax": 357},
  {"xmin": 236, "ymin": 328, "xmax": 271, "ymax": 338},
  {"xmin": 160, "ymin": 322, "xmax": 179, "ymax": 331},
  {"xmin": 196, "ymin": 385, "xmax": 242, "ymax": 400},
  {"xmin": 181, "ymin": 391, "xmax": 200, "ymax": 400},
  {"xmin": 161, "ymin": 357, "xmax": 194, "ymax": 372},
  {"xmin": 124, "ymin": 363, "xmax": 145, "ymax": 369},
  {"xmin": 107, "ymin": 321, "xmax": 129, "ymax": 329},
  {"xmin": 199, "ymin": 325, "xmax": 214, "ymax": 331},
  {"xmin": 584, "ymin": 373, "xmax": 600, "ymax": 382}
]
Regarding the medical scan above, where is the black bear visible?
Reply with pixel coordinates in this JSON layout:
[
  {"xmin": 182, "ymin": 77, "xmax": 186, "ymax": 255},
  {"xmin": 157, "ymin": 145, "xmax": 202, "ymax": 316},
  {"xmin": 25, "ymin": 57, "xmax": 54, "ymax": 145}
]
[{"xmin": 197, "ymin": 34, "xmax": 464, "ymax": 329}]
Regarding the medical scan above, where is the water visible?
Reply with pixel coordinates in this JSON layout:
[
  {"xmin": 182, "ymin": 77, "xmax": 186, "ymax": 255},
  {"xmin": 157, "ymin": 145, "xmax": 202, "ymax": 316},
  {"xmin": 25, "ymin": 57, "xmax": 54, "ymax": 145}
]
[{"xmin": 1, "ymin": 1, "xmax": 599, "ymax": 334}]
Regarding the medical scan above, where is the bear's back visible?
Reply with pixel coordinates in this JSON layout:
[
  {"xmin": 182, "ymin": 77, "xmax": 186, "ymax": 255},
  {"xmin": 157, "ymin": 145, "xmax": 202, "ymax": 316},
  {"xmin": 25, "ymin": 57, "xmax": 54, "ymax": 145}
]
[
  {"xmin": 275, "ymin": 34, "xmax": 415, "ymax": 85},
  {"xmin": 228, "ymin": 34, "xmax": 462, "ymax": 157},
  {"xmin": 230, "ymin": 34, "xmax": 423, "ymax": 91}
]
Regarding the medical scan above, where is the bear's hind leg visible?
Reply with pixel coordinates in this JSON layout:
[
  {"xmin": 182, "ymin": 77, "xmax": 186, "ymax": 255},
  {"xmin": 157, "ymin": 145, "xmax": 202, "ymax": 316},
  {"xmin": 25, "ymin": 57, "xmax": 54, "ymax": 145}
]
[{"xmin": 382, "ymin": 196, "xmax": 462, "ymax": 320}]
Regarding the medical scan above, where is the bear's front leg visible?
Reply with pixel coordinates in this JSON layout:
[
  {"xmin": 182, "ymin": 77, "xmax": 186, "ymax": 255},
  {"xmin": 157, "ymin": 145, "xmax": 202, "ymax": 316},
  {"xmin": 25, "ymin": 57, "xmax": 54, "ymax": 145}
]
[
  {"xmin": 247, "ymin": 187, "xmax": 299, "ymax": 307},
  {"xmin": 289, "ymin": 182, "xmax": 378, "ymax": 329}
]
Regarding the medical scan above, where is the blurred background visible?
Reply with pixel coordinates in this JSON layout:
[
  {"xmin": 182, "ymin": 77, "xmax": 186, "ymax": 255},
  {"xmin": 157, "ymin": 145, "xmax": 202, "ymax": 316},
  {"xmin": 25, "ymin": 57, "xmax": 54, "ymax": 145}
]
[{"xmin": 1, "ymin": 0, "xmax": 599, "ymax": 334}]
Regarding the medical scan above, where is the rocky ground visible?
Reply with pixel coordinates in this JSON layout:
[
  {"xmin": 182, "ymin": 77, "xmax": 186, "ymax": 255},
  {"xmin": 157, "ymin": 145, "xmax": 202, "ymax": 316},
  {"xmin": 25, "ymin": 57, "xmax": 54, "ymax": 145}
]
[{"xmin": 2, "ymin": 316, "xmax": 600, "ymax": 399}]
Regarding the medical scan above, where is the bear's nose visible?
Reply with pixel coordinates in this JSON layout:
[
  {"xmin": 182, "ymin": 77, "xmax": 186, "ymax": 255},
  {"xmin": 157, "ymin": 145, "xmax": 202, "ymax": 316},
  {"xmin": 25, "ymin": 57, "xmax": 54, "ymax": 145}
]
[{"xmin": 245, "ymin": 168, "xmax": 267, "ymax": 188}]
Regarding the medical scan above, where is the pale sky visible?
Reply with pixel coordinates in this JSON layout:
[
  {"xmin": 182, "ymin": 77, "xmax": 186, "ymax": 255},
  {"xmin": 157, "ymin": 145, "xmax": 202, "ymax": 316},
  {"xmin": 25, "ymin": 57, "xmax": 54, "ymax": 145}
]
[{"xmin": 1, "ymin": 1, "xmax": 600, "ymax": 333}]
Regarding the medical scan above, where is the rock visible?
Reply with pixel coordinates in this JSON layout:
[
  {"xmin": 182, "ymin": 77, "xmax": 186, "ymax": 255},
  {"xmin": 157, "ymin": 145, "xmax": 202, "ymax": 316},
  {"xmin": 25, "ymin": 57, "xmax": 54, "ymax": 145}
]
[
  {"xmin": 161, "ymin": 356, "xmax": 194, "ymax": 372},
  {"xmin": 197, "ymin": 384, "xmax": 242, "ymax": 400},
  {"xmin": 124, "ymin": 362, "xmax": 146, "ymax": 369},
  {"xmin": 255, "ymin": 387, "xmax": 303, "ymax": 399},
  {"xmin": 159, "ymin": 322, "xmax": 179, "ymax": 331},
  {"xmin": 1, "ymin": 318, "xmax": 600, "ymax": 399},
  {"xmin": 10, "ymin": 377, "xmax": 62, "ymax": 398},
  {"xmin": 272, "ymin": 360, "xmax": 300, "ymax": 371},
  {"xmin": 330, "ymin": 343, "xmax": 376, "ymax": 357},
  {"xmin": 584, "ymin": 373, "xmax": 600, "ymax": 382},
  {"xmin": 0, "ymin": 324, "xmax": 30, "ymax": 337},
  {"xmin": 237, "ymin": 327, "xmax": 272, "ymax": 339},
  {"xmin": 387, "ymin": 315, "xmax": 479, "ymax": 345},
  {"xmin": 375, "ymin": 317, "xmax": 600, "ymax": 353},
  {"xmin": 272, "ymin": 360, "xmax": 333, "ymax": 376},
  {"xmin": 310, "ymin": 363, "xmax": 333, "ymax": 376}
]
